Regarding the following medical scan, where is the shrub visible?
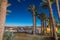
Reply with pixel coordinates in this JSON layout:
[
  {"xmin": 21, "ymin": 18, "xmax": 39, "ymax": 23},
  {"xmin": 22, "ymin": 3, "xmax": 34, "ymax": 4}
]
[{"xmin": 3, "ymin": 31, "xmax": 14, "ymax": 40}]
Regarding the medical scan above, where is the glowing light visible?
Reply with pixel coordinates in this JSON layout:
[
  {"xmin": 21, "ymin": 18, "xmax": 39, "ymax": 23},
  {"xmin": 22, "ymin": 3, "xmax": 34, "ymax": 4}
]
[
  {"xmin": 56, "ymin": 28, "xmax": 58, "ymax": 32},
  {"xmin": 46, "ymin": 28, "xmax": 50, "ymax": 34},
  {"xmin": 46, "ymin": 27, "xmax": 58, "ymax": 34}
]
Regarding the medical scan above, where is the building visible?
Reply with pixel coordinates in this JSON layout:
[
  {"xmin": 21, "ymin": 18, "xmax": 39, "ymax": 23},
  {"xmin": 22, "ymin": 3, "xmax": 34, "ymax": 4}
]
[{"xmin": 5, "ymin": 26, "xmax": 41, "ymax": 34}]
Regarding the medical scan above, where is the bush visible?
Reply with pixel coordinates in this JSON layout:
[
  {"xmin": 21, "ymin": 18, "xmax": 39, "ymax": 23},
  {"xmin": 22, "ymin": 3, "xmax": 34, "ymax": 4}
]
[{"xmin": 3, "ymin": 31, "xmax": 14, "ymax": 40}]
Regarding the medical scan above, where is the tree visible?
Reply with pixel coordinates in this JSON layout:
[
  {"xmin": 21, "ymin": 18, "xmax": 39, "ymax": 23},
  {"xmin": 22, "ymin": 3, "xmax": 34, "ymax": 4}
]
[
  {"xmin": 55, "ymin": 0, "xmax": 60, "ymax": 26},
  {"xmin": 47, "ymin": 0, "xmax": 58, "ymax": 40},
  {"xmin": 0, "ymin": 0, "xmax": 8, "ymax": 40},
  {"xmin": 41, "ymin": 0, "xmax": 58, "ymax": 40},
  {"xmin": 37, "ymin": 13, "xmax": 47, "ymax": 35},
  {"xmin": 43, "ymin": 0, "xmax": 60, "ymax": 28},
  {"xmin": 47, "ymin": 17, "xmax": 53, "ymax": 36},
  {"xmin": 28, "ymin": 5, "xmax": 37, "ymax": 35}
]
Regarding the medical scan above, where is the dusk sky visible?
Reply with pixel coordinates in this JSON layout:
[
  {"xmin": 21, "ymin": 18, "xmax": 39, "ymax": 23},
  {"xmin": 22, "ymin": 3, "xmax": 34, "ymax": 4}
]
[{"xmin": 5, "ymin": 0, "xmax": 60, "ymax": 26}]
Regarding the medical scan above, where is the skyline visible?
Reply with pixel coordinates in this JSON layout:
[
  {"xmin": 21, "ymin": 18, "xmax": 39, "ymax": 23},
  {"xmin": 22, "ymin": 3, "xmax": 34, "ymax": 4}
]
[{"xmin": 5, "ymin": 0, "xmax": 59, "ymax": 26}]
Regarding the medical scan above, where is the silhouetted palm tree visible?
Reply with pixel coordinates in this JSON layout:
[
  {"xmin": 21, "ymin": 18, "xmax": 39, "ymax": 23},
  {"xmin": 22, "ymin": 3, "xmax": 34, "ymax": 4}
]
[
  {"xmin": 47, "ymin": 17, "xmax": 53, "ymax": 36},
  {"xmin": 37, "ymin": 13, "xmax": 47, "ymax": 35},
  {"xmin": 42, "ymin": 0, "xmax": 58, "ymax": 40},
  {"xmin": 55, "ymin": 0, "xmax": 60, "ymax": 25},
  {"xmin": 43, "ymin": 0, "xmax": 60, "ymax": 28},
  {"xmin": 0, "ymin": 0, "xmax": 8, "ymax": 40},
  {"xmin": 47, "ymin": 0, "xmax": 58, "ymax": 40},
  {"xmin": 28, "ymin": 5, "xmax": 37, "ymax": 35}
]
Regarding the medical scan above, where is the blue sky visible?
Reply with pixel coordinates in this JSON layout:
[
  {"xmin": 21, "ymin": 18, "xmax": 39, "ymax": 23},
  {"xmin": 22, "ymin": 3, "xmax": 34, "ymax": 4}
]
[{"xmin": 5, "ymin": 0, "xmax": 59, "ymax": 26}]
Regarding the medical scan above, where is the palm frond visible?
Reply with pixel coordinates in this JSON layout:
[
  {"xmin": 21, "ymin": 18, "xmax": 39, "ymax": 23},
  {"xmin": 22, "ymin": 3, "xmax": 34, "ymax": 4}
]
[
  {"xmin": 28, "ymin": 5, "xmax": 37, "ymax": 14},
  {"xmin": 7, "ymin": 10, "xmax": 11, "ymax": 13},
  {"xmin": 7, "ymin": 3, "xmax": 11, "ymax": 7},
  {"xmin": 41, "ymin": 3, "xmax": 48, "ymax": 9},
  {"xmin": 42, "ymin": 0, "xmax": 55, "ymax": 5},
  {"xmin": 6, "ymin": 10, "xmax": 11, "ymax": 15},
  {"xmin": 43, "ymin": 0, "xmax": 55, "ymax": 3},
  {"xmin": 37, "ymin": 12, "xmax": 47, "ymax": 20}
]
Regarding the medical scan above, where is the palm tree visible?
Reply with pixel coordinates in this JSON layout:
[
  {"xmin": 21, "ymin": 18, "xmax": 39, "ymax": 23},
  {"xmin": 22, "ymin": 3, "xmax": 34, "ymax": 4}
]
[
  {"xmin": 37, "ymin": 13, "xmax": 47, "ymax": 35},
  {"xmin": 28, "ymin": 5, "xmax": 37, "ymax": 35},
  {"xmin": 42, "ymin": 0, "xmax": 58, "ymax": 40},
  {"xmin": 55, "ymin": 0, "xmax": 60, "ymax": 25},
  {"xmin": 47, "ymin": 0, "xmax": 58, "ymax": 40},
  {"xmin": 47, "ymin": 17, "xmax": 53, "ymax": 36},
  {"xmin": 0, "ymin": 0, "xmax": 8, "ymax": 40},
  {"xmin": 43, "ymin": 0, "xmax": 60, "ymax": 27}
]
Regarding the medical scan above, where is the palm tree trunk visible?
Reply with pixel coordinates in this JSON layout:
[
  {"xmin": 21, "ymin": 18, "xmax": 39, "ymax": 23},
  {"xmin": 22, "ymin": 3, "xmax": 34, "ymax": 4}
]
[
  {"xmin": 33, "ymin": 11, "xmax": 36, "ymax": 35},
  {"xmin": 49, "ymin": 19, "xmax": 53, "ymax": 36},
  {"xmin": 41, "ymin": 20, "xmax": 43, "ymax": 34},
  {"xmin": 47, "ymin": 0, "xmax": 58, "ymax": 40},
  {"xmin": 48, "ymin": 18, "xmax": 53, "ymax": 36},
  {"xmin": 55, "ymin": 0, "xmax": 60, "ymax": 24},
  {"xmin": 0, "ymin": 0, "xmax": 7, "ymax": 40},
  {"xmin": 44, "ymin": 20, "xmax": 46, "ymax": 35},
  {"xmin": 41, "ymin": 20, "xmax": 45, "ymax": 35},
  {"xmin": 43, "ymin": 20, "xmax": 45, "ymax": 35}
]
